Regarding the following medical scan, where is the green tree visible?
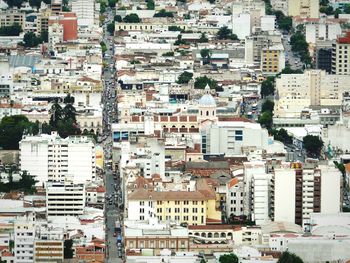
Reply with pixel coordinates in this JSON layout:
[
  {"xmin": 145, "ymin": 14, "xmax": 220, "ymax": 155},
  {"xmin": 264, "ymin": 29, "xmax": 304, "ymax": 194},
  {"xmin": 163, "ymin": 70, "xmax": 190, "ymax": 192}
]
[
  {"xmin": 217, "ymin": 26, "xmax": 238, "ymax": 40},
  {"xmin": 277, "ymin": 251, "xmax": 304, "ymax": 263},
  {"xmin": 40, "ymin": 30, "xmax": 48, "ymax": 42},
  {"xmin": 279, "ymin": 66, "xmax": 303, "ymax": 74},
  {"xmin": 271, "ymin": 128, "xmax": 292, "ymax": 144},
  {"xmin": 4, "ymin": 0, "xmax": 24, "ymax": 8},
  {"xmin": 260, "ymin": 77, "xmax": 275, "ymax": 98},
  {"xmin": 177, "ymin": 71, "xmax": 193, "ymax": 84},
  {"xmin": 107, "ymin": 22, "xmax": 115, "ymax": 34},
  {"xmin": 0, "ymin": 115, "xmax": 35, "ymax": 150},
  {"xmin": 64, "ymin": 239, "xmax": 74, "ymax": 259},
  {"xmin": 273, "ymin": 10, "xmax": 292, "ymax": 32},
  {"xmin": 344, "ymin": 4, "xmax": 350, "ymax": 14},
  {"xmin": 261, "ymin": 99, "xmax": 274, "ymax": 113},
  {"xmin": 29, "ymin": 0, "xmax": 42, "ymax": 8},
  {"xmin": 49, "ymin": 100, "xmax": 63, "ymax": 128},
  {"xmin": 123, "ymin": 13, "xmax": 141, "ymax": 23},
  {"xmin": 63, "ymin": 104, "xmax": 77, "ymax": 122},
  {"xmin": 174, "ymin": 34, "xmax": 188, "ymax": 45},
  {"xmin": 199, "ymin": 32, "xmax": 208, "ymax": 43},
  {"xmin": 219, "ymin": 253, "xmax": 239, "ymax": 263},
  {"xmin": 0, "ymin": 23, "xmax": 22, "ymax": 36},
  {"xmin": 168, "ymin": 25, "xmax": 182, "ymax": 31},
  {"xmin": 162, "ymin": 51, "xmax": 174, "ymax": 56},
  {"xmin": 23, "ymin": 32, "xmax": 41, "ymax": 47},
  {"xmin": 99, "ymin": 1, "xmax": 106, "ymax": 13},
  {"xmin": 64, "ymin": 97, "xmax": 74, "ymax": 106},
  {"xmin": 57, "ymin": 119, "xmax": 80, "ymax": 138},
  {"xmin": 200, "ymin": 48, "xmax": 212, "ymax": 59},
  {"xmin": 114, "ymin": 15, "xmax": 122, "ymax": 22},
  {"xmin": 303, "ymin": 135, "xmax": 324, "ymax": 157},
  {"xmin": 320, "ymin": 5, "xmax": 334, "ymax": 15},
  {"xmin": 154, "ymin": 9, "xmax": 174, "ymax": 17},
  {"xmin": 258, "ymin": 111, "xmax": 273, "ymax": 130},
  {"xmin": 194, "ymin": 76, "xmax": 221, "ymax": 91},
  {"xmin": 108, "ymin": 0, "xmax": 116, "ymax": 8},
  {"xmin": 146, "ymin": 0, "xmax": 155, "ymax": 10},
  {"xmin": 100, "ymin": 41, "xmax": 107, "ymax": 53}
]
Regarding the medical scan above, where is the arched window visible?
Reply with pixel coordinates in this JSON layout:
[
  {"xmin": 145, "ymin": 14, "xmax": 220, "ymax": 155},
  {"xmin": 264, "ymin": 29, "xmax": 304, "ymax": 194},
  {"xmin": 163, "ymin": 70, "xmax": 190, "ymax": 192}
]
[
  {"xmin": 212, "ymin": 111, "xmax": 215, "ymax": 116},
  {"xmin": 206, "ymin": 111, "xmax": 209, "ymax": 116}
]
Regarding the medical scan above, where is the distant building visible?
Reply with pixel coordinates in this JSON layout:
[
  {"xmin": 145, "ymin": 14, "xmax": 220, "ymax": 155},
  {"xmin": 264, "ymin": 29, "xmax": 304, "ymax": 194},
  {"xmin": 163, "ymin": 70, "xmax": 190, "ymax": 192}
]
[
  {"xmin": 71, "ymin": 0, "xmax": 98, "ymax": 27},
  {"xmin": 0, "ymin": 9, "xmax": 25, "ymax": 29},
  {"xmin": 288, "ymin": 0, "xmax": 319, "ymax": 18},
  {"xmin": 315, "ymin": 47, "xmax": 332, "ymax": 73},
  {"xmin": 19, "ymin": 132, "xmax": 96, "ymax": 185},
  {"xmin": 46, "ymin": 180, "xmax": 85, "ymax": 217},
  {"xmin": 332, "ymin": 31, "xmax": 350, "ymax": 75},
  {"xmin": 49, "ymin": 12, "xmax": 78, "ymax": 41}
]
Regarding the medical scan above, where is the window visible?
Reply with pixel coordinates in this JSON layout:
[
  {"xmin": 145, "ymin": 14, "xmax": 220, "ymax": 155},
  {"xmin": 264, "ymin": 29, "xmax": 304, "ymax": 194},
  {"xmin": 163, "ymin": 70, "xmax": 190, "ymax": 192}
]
[
  {"xmin": 140, "ymin": 215, "xmax": 145, "ymax": 220},
  {"xmin": 140, "ymin": 201, "xmax": 144, "ymax": 206},
  {"xmin": 140, "ymin": 208, "xmax": 145, "ymax": 213}
]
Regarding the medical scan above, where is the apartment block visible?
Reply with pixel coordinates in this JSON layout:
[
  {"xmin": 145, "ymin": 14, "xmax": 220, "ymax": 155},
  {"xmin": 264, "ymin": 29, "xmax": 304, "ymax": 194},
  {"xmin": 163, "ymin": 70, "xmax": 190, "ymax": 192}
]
[
  {"xmin": 19, "ymin": 132, "xmax": 96, "ymax": 185},
  {"xmin": 274, "ymin": 70, "xmax": 349, "ymax": 118},
  {"xmin": 288, "ymin": 0, "xmax": 319, "ymax": 18},
  {"xmin": 0, "ymin": 9, "xmax": 25, "ymax": 29},
  {"xmin": 274, "ymin": 164, "xmax": 341, "ymax": 228},
  {"xmin": 14, "ymin": 218, "xmax": 36, "ymax": 263},
  {"xmin": 71, "ymin": 0, "xmax": 97, "ymax": 27},
  {"xmin": 332, "ymin": 31, "xmax": 350, "ymax": 75},
  {"xmin": 261, "ymin": 44, "xmax": 285, "ymax": 75},
  {"xmin": 305, "ymin": 22, "xmax": 342, "ymax": 44},
  {"xmin": 46, "ymin": 181, "xmax": 85, "ymax": 217}
]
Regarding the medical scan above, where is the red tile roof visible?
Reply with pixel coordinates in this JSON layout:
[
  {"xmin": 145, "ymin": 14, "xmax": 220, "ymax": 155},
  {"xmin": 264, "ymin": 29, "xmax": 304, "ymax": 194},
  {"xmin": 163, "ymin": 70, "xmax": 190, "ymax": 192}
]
[{"xmin": 337, "ymin": 31, "xmax": 350, "ymax": 44}]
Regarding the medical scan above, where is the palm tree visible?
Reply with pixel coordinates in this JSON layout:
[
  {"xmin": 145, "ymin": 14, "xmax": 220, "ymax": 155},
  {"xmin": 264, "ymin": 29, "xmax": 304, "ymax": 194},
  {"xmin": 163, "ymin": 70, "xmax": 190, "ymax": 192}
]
[
  {"xmin": 63, "ymin": 103, "xmax": 77, "ymax": 122},
  {"xmin": 49, "ymin": 100, "xmax": 63, "ymax": 128},
  {"xmin": 200, "ymin": 49, "xmax": 212, "ymax": 65}
]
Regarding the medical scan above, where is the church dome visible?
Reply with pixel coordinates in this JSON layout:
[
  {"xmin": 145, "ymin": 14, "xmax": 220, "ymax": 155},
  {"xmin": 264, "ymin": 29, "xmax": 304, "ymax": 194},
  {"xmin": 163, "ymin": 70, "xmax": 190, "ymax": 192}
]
[
  {"xmin": 198, "ymin": 84, "xmax": 216, "ymax": 106},
  {"xmin": 199, "ymin": 94, "xmax": 216, "ymax": 106}
]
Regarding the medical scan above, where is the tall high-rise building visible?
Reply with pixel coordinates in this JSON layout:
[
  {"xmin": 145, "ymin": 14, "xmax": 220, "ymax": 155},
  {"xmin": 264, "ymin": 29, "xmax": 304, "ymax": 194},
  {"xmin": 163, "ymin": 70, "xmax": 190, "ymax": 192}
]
[
  {"xmin": 274, "ymin": 164, "xmax": 341, "ymax": 229},
  {"xmin": 19, "ymin": 132, "xmax": 96, "ymax": 185},
  {"xmin": 332, "ymin": 31, "xmax": 350, "ymax": 75},
  {"xmin": 71, "ymin": 0, "xmax": 97, "ymax": 27}
]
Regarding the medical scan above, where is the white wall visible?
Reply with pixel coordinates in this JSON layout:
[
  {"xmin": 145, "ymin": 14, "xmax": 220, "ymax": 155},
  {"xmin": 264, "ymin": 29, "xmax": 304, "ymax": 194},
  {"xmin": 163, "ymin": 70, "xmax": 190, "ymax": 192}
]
[
  {"xmin": 274, "ymin": 169, "xmax": 296, "ymax": 223},
  {"xmin": 320, "ymin": 166, "xmax": 341, "ymax": 214},
  {"xmin": 233, "ymin": 13, "xmax": 251, "ymax": 40}
]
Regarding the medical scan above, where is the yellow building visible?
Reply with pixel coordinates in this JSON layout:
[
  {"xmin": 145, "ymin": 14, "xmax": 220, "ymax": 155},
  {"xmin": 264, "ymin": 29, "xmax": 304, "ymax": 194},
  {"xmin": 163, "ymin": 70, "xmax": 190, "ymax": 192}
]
[
  {"xmin": 127, "ymin": 180, "xmax": 221, "ymax": 225},
  {"xmin": 288, "ymin": 0, "xmax": 319, "ymax": 19},
  {"xmin": 261, "ymin": 44, "xmax": 285, "ymax": 75}
]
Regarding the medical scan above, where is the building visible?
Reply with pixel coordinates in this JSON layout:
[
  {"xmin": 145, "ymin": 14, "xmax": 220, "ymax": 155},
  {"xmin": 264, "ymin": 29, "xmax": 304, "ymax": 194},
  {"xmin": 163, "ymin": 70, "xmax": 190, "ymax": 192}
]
[
  {"xmin": 271, "ymin": 0, "xmax": 288, "ymax": 15},
  {"xmin": 274, "ymin": 70, "xmax": 349, "ymax": 118},
  {"xmin": 51, "ymin": 0, "xmax": 62, "ymax": 14},
  {"xmin": 127, "ymin": 180, "xmax": 221, "ymax": 225},
  {"xmin": 0, "ymin": 9, "xmax": 25, "ymax": 29},
  {"xmin": 261, "ymin": 44, "xmax": 285, "ymax": 75},
  {"xmin": 288, "ymin": 0, "xmax": 319, "ymax": 18},
  {"xmin": 332, "ymin": 31, "xmax": 350, "ymax": 75},
  {"xmin": 305, "ymin": 22, "xmax": 342, "ymax": 44},
  {"xmin": 232, "ymin": 13, "xmax": 251, "ymax": 40},
  {"xmin": 71, "ymin": 0, "xmax": 98, "ymax": 27},
  {"xmin": 260, "ymin": 15, "xmax": 276, "ymax": 31},
  {"xmin": 274, "ymin": 164, "xmax": 341, "ymax": 228},
  {"xmin": 201, "ymin": 120, "xmax": 269, "ymax": 156},
  {"xmin": 226, "ymin": 178, "xmax": 245, "ymax": 218},
  {"xmin": 14, "ymin": 217, "xmax": 36, "ymax": 263},
  {"xmin": 315, "ymin": 47, "xmax": 332, "ymax": 73},
  {"xmin": 46, "ymin": 180, "xmax": 85, "ymax": 217},
  {"xmin": 19, "ymin": 132, "xmax": 96, "ymax": 185},
  {"xmin": 49, "ymin": 12, "xmax": 78, "ymax": 41}
]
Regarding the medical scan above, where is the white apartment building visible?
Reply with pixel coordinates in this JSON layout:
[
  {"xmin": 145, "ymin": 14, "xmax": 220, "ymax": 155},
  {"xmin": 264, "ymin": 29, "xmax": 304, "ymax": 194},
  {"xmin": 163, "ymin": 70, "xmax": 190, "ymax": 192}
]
[
  {"xmin": 251, "ymin": 173, "xmax": 272, "ymax": 225},
  {"xmin": 19, "ymin": 132, "xmax": 96, "ymax": 185},
  {"xmin": 48, "ymin": 23, "xmax": 63, "ymax": 52},
  {"xmin": 14, "ymin": 217, "xmax": 36, "ymax": 263},
  {"xmin": 226, "ymin": 178, "xmax": 245, "ymax": 218},
  {"xmin": 201, "ymin": 121, "xmax": 269, "ymax": 156},
  {"xmin": 71, "ymin": 0, "xmax": 98, "ymax": 27},
  {"xmin": 232, "ymin": 13, "xmax": 251, "ymax": 40},
  {"xmin": 274, "ymin": 165, "xmax": 341, "ymax": 228},
  {"xmin": 274, "ymin": 70, "xmax": 349, "ymax": 118},
  {"xmin": 305, "ymin": 22, "xmax": 342, "ymax": 44},
  {"xmin": 260, "ymin": 16, "xmax": 276, "ymax": 32},
  {"xmin": 46, "ymin": 181, "xmax": 85, "ymax": 217}
]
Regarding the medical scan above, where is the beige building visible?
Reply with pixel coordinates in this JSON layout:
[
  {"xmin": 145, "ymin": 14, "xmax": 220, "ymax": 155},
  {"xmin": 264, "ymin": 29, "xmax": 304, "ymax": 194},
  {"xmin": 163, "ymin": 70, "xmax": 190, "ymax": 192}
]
[
  {"xmin": 274, "ymin": 70, "xmax": 349, "ymax": 118},
  {"xmin": 261, "ymin": 44, "xmax": 285, "ymax": 75},
  {"xmin": 288, "ymin": 0, "xmax": 319, "ymax": 18},
  {"xmin": 332, "ymin": 31, "xmax": 350, "ymax": 75},
  {"xmin": 0, "ymin": 9, "xmax": 25, "ymax": 29}
]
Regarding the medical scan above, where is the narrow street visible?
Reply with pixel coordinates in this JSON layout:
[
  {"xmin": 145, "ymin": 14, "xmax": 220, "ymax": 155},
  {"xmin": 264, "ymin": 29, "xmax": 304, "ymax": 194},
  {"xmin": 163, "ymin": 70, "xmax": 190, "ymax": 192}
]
[{"xmin": 100, "ymin": 6, "xmax": 123, "ymax": 263}]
